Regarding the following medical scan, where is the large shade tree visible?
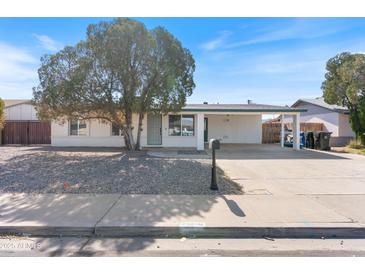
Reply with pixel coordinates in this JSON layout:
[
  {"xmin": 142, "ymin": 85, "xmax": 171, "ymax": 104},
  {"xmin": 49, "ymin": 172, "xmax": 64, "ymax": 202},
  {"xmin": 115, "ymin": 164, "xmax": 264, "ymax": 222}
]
[
  {"xmin": 33, "ymin": 18, "xmax": 195, "ymax": 150},
  {"xmin": 322, "ymin": 52, "xmax": 365, "ymax": 145}
]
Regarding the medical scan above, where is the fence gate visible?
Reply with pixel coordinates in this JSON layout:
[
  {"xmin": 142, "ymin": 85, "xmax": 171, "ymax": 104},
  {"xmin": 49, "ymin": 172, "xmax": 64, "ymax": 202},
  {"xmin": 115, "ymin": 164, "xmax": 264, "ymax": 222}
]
[{"xmin": 2, "ymin": 121, "xmax": 51, "ymax": 145}]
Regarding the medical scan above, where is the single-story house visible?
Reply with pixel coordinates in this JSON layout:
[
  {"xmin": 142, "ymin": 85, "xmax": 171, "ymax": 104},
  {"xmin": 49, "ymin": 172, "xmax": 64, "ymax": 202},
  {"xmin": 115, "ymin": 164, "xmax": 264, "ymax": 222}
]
[
  {"xmin": 290, "ymin": 98, "xmax": 355, "ymax": 146},
  {"xmin": 51, "ymin": 103, "xmax": 306, "ymax": 150},
  {"xmin": 2, "ymin": 100, "xmax": 51, "ymax": 145}
]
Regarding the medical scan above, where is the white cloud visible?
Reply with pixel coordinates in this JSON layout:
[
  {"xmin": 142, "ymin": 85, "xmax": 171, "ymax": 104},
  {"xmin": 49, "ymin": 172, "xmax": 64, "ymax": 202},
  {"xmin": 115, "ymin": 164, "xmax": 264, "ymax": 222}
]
[
  {"xmin": 225, "ymin": 19, "xmax": 349, "ymax": 49},
  {"xmin": 0, "ymin": 42, "xmax": 38, "ymax": 99},
  {"xmin": 0, "ymin": 42, "xmax": 37, "ymax": 64},
  {"xmin": 200, "ymin": 31, "xmax": 232, "ymax": 51},
  {"xmin": 33, "ymin": 34, "xmax": 62, "ymax": 51}
]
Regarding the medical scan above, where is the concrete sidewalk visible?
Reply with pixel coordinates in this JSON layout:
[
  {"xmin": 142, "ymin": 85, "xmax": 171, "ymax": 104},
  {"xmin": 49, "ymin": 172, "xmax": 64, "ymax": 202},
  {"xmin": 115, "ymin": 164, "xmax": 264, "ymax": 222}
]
[{"xmin": 0, "ymin": 193, "xmax": 364, "ymax": 238}]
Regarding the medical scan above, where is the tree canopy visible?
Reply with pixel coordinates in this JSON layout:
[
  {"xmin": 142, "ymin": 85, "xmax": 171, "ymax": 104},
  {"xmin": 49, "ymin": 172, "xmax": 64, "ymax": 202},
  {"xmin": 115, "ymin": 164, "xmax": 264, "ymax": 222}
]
[
  {"xmin": 0, "ymin": 98, "xmax": 5, "ymax": 130},
  {"xmin": 322, "ymin": 52, "xmax": 365, "ymax": 144},
  {"xmin": 33, "ymin": 18, "xmax": 195, "ymax": 150}
]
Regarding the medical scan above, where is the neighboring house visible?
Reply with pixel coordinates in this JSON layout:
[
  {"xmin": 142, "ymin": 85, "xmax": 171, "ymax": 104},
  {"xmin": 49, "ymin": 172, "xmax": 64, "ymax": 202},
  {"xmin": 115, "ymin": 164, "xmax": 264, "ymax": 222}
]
[
  {"xmin": 52, "ymin": 103, "xmax": 306, "ymax": 150},
  {"xmin": 2, "ymin": 100, "xmax": 51, "ymax": 145},
  {"xmin": 4, "ymin": 99, "xmax": 38, "ymax": 121},
  {"xmin": 291, "ymin": 98, "xmax": 355, "ymax": 146}
]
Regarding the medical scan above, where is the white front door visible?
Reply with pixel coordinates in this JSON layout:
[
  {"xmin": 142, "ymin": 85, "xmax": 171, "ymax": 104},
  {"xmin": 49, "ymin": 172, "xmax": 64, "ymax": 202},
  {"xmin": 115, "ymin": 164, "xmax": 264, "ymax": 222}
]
[{"xmin": 147, "ymin": 114, "xmax": 162, "ymax": 145}]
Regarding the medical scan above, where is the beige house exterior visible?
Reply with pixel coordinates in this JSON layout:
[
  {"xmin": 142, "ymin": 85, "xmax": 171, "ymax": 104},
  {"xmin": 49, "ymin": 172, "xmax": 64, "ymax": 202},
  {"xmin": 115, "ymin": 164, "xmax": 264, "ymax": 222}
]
[
  {"xmin": 51, "ymin": 103, "xmax": 306, "ymax": 150},
  {"xmin": 290, "ymin": 98, "xmax": 355, "ymax": 146}
]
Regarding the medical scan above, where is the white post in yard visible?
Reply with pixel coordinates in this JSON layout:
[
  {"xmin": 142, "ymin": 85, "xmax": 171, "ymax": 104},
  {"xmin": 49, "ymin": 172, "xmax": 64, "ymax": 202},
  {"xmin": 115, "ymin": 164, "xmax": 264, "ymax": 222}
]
[
  {"xmin": 196, "ymin": 113, "xmax": 205, "ymax": 150},
  {"xmin": 280, "ymin": 114, "xmax": 285, "ymax": 148},
  {"xmin": 293, "ymin": 113, "xmax": 301, "ymax": 150}
]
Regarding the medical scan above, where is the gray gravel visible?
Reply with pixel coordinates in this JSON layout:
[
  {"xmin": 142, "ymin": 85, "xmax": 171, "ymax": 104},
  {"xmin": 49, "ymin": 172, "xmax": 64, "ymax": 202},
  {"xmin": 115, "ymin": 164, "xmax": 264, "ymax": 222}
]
[{"xmin": 0, "ymin": 146, "xmax": 242, "ymax": 195}]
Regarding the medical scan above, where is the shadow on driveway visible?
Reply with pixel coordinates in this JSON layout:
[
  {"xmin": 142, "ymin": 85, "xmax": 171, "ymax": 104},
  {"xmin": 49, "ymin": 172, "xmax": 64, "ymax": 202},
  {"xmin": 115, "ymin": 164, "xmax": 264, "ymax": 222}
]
[{"xmin": 211, "ymin": 144, "xmax": 349, "ymax": 160}]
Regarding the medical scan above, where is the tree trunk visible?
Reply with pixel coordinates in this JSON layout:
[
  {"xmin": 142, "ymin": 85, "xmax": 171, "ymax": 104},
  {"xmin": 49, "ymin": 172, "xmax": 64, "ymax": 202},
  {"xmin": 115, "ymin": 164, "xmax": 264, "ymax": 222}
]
[
  {"xmin": 123, "ymin": 112, "xmax": 136, "ymax": 151},
  {"xmin": 361, "ymin": 133, "xmax": 365, "ymax": 146},
  {"xmin": 135, "ymin": 112, "xmax": 144, "ymax": 150}
]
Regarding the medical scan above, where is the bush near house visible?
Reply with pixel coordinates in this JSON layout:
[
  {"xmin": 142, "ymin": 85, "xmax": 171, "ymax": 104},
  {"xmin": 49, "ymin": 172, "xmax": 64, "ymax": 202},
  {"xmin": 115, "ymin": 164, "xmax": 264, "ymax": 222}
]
[
  {"xmin": 348, "ymin": 139, "xmax": 364, "ymax": 150},
  {"xmin": 0, "ymin": 98, "xmax": 4, "ymax": 145},
  {"xmin": 0, "ymin": 98, "xmax": 5, "ymax": 129}
]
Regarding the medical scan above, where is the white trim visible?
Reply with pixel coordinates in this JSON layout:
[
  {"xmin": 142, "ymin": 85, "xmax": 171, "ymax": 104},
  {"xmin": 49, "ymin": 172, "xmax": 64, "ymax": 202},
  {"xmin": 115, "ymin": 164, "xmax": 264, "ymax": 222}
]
[
  {"xmin": 293, "ymin": 113, "xmax": 301, "ymax": 150},
  {"xmin": 196, "ymin": 113, "xmax": 204, "ymax": 150},
  {"xmin": 280, "ymin": 114, "xmax": 285, "ymax": 148}
]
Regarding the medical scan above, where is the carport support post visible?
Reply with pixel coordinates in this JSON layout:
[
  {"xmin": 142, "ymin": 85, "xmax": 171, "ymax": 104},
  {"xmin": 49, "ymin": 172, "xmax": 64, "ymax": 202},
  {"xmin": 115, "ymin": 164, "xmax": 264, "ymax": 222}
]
[
  {"xmin": 293, "ymin": 113, "xmax": 301, "ymax": 150},
  {"xmin": 196, "ymin": 113, "xmax": 204, "ymax": 150},
  {"xmin": 280, "ymin": 114, "xmax": 285, "ymax": 148}
]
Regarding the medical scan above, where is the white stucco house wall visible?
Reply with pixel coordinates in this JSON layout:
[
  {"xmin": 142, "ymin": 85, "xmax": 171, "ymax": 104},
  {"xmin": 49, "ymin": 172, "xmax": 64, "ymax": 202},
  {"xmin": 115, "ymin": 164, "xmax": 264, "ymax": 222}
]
[
  {"xmin": 290, "ymin": 98, "xmax": 355, "ymax": 146},
  {"xmin": 51, "ymin": 103, "xmax": 306, "ymax": 150}
]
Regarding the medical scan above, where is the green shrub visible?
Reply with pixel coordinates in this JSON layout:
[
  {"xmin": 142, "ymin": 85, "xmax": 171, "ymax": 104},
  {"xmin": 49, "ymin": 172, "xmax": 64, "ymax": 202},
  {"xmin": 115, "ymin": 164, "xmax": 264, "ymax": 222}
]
[
  {"xmin": 0, "ymin": 98, "xmax": 5, "ymax": 130},
  {"xmin": 348, "ymin": 139, "xmax": 364, "ymax": 149}
]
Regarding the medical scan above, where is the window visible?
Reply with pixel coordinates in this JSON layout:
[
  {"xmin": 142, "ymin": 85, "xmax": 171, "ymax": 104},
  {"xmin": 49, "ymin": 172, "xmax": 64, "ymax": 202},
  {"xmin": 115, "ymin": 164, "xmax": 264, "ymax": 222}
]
[
  {"xmin": 181, "ymin": 115, "xmax": 194, "ymax": 136},
  {"xmin": 69, "ymin": 120, "xmax": 87, "ymax": 136},
  {"xmin": 168, "ymin": 115, "xmax": 181, "ymax": 136},
  {"xmin": 111, "ymin": 123, "xmax": 122, "ymax": 136},
  {"xmin": 168, "ymin": 115, "xmax": 195, "ymax": 136}
]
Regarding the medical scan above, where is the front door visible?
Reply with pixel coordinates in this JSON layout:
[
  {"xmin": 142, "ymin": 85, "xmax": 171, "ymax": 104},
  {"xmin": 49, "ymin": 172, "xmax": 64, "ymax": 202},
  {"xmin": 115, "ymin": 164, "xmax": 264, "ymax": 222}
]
[
  {"xmin": 204, "ymin": 117, "xmax": 208, "ymax": 142},
  {"xmin": 147, "ymin": 114, "xmax": 162, "ymax": 145}
]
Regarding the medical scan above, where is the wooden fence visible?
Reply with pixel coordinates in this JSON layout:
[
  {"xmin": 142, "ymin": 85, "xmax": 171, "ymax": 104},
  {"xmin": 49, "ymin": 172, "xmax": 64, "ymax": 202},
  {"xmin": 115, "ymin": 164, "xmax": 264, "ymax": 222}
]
[
  {"xmin": 1, "ymin": 121, "xmax": 51, "ymax": 145},
  {"xmin": 262, "ymin": 122, "xmax": 324, "ymax": 144}
]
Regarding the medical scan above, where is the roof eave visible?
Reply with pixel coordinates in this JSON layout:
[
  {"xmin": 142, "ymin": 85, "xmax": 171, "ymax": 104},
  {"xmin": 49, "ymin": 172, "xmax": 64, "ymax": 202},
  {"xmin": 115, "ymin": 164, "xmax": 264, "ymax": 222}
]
[
  {"xmin": 181, "ymin": 108, "xmax": 307, "ymax": 113},
  {"xmin": 4, "ymin": 100, "xmax": 32, "ymax": 109}
]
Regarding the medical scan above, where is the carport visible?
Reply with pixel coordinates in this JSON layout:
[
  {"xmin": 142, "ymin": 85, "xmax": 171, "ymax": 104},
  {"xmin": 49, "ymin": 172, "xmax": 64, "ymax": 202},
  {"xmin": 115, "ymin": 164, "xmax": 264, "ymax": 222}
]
[{"xmin": 181, "ymin": 103, "xmax": 307, "ymax": 150}]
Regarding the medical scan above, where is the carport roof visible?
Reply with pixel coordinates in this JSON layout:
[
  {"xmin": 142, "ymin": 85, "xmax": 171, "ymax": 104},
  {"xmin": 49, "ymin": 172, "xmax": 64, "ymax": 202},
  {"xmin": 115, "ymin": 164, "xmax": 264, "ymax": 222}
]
[{"xmin": 182, "ymin": 103, "xmax": 307, "ymax": 113}]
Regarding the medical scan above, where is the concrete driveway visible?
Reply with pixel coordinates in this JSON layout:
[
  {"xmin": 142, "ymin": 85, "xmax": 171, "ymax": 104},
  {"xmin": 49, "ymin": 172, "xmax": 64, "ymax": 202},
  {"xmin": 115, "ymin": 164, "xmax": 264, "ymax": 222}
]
[
  {"xmin": 214, "ymin": 144, "xmax": 365, "ymax": 195},
  {"xmin": 214, "ymin": 144, "xmax": 365, "ymax": 224}
]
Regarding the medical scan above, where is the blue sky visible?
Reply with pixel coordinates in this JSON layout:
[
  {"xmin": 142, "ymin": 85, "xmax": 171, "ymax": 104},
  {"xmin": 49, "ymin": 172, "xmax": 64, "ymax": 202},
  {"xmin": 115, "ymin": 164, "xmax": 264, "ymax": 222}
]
[{"xmin": 1, "ymin": 17, "xmax": 365, "ymax": 106}]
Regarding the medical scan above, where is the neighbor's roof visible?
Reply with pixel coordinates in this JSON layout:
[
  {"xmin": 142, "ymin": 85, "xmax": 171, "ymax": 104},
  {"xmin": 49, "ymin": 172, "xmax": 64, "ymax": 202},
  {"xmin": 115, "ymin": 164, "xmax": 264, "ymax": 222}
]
[
  {"xmin": 3, "ymin": 99, "xmax": 32, "ymax": 108},
  {"xmin": 182, "ymin": 103, "xmax": 306, "ymax": 113},
  {"xmin": 292, "ymin": 98, "xmax": 349, "ymax": 114}
]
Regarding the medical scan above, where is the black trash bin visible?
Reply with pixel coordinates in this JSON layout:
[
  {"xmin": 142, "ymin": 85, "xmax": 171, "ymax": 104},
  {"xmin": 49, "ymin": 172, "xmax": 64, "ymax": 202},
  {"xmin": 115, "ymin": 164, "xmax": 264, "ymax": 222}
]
[
  {"xmin": 315, "ymin": 131, "xmax": 332, "ymax": 150},
  {"xmin": 306, "ymin": 131, "xmax": 315, "ymax": 149}
]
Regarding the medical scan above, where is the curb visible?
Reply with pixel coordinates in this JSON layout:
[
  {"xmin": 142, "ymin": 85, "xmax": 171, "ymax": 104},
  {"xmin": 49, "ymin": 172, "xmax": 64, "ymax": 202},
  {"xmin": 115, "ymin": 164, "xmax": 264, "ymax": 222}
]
[
  {"xmin": 95, "ymin": 226, "xmax": 365, "ymax": 238},
  {"xmin": 0, "ymin": 226, "xmax": 93, "ymax": 237},
  {"xmin": 2, "ymin": 226, "xmax": 365, "ymax": 239}
]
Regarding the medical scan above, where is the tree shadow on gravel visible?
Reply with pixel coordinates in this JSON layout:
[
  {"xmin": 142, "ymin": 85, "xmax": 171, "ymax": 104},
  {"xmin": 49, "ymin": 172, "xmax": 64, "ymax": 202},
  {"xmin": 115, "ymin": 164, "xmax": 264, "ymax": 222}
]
[{"xmin": 0, "ymin": 147, "xmax": 242, "ymax": 195}]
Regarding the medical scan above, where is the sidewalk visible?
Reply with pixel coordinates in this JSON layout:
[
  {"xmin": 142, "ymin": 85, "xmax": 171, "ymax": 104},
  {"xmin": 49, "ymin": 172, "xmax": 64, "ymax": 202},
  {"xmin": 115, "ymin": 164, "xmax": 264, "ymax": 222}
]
[{"xmin": 1, "ymin": 193, "xmax": 364, "ymax": 238}]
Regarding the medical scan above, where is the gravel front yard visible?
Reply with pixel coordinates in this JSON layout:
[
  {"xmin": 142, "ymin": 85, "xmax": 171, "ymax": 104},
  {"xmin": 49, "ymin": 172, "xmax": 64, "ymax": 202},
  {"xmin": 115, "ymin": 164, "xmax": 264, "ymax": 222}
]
[{"xmin": 0, "ymin": 147, "xmax": 242, "ymax": 194}]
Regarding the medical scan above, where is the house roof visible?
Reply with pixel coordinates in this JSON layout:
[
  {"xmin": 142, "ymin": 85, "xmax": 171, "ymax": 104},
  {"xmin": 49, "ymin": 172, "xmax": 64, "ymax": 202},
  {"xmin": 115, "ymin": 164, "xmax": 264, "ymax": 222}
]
[
  {"xmin": 3, "ymin": 99, "xmax": 32, "ymax": 108},
  {"xmin": 292, "ymin": 98, "xmax": 349, "ymax": 114},
  {"xmin": 182, "ymin": 103, "xmax": 306, "ymax": 113}
]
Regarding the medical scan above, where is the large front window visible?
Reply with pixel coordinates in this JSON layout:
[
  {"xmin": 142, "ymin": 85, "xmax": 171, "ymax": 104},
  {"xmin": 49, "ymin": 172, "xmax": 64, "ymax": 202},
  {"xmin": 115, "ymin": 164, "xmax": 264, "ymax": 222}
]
[
  {"xmin": 69, "ymin": 120, "xmax": 87, "ymax": 136},
  {"xmin": 168, "ymin": 115, "xmax": 195, "ymax": 136}
]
